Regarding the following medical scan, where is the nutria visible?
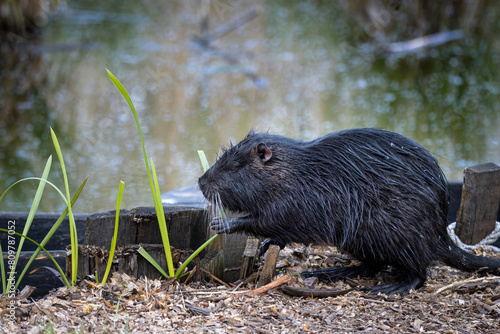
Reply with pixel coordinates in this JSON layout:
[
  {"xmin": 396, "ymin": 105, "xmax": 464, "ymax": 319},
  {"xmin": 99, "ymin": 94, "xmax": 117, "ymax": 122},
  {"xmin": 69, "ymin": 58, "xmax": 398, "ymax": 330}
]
[{"xmin": 198, "ymin": 128, "xmax": 500, "ymax": 295}]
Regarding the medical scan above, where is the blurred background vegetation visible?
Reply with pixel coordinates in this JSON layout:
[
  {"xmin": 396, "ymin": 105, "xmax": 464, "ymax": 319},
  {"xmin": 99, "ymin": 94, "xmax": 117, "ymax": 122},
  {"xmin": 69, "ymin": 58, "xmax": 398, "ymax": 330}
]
[{"xmin": 0, "ymin": 0, "xmax": 499, "ymax": 213}]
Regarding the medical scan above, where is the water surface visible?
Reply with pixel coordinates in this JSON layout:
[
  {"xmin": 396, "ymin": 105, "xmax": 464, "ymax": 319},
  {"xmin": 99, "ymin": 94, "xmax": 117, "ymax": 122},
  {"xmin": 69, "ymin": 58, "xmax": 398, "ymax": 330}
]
[{"xmin": 1, "ymin": 0, "xmax": 499, "ymax": 213}]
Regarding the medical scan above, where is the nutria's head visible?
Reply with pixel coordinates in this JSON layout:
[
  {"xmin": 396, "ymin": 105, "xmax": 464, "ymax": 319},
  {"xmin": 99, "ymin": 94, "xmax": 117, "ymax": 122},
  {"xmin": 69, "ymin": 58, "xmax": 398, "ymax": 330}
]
[{"xmin": 198, "ymin": 130, "xmax": 277, "ymax": 215}]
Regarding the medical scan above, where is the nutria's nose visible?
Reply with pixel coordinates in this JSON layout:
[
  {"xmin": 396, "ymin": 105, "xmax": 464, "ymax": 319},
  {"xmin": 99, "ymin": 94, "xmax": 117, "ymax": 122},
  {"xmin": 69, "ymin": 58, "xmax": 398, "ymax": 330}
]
[{"xmin": 198, "ymin": 174, "xmax": 207, "ymax": 190}]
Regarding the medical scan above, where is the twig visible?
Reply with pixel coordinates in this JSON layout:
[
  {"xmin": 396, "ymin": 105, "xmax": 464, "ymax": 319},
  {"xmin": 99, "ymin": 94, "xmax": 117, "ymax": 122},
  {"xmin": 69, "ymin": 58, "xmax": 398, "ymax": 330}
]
[
  {"xmin": 233, "ymin": 275, "xmax": 292, "ymax": 298},
  {"xmin": 349, "ymin": 296, "xmax": 397, "ymax": 304},
  {"xmin": 183, "ymin": 266, "xmax": 197, "ymax": 284},
  {"xmin": 18, "ymin": 285, "xmax": 36, "ymax": 299},
  {"xmin": 208, "ymin": 7, "xmax": 262, "ymax": 42},
  {"xmin": 191, "ymin": 5, "xmax": 266, "ymax": 86},
  {"xmin": 388, "ymin": 30, "xmax": 463, "ymax": 54},
  {"xmin": 201, "ymin": 268, "xmax": 232, "ymax": 288},
  {"xmin": 471, "ymin": 296, "xmax": 500, "ymax": 315},
  {"xmin": 433, "ymin": 276, "xmax": 500, "ymax": 295},
  {"xmin": 247, "ymin": 324, "xmax": 273, "ymax": 334},
  {"xmin": 234, "ymin": 270, "xmax": 259, "ymax": 286},
  {"xmin": 185, "ymin": 301, "xmax": 214, "ymax": 315},
  {"xmin": 178, "ymin": 282, "xmax": 187, "ymax": 312}
]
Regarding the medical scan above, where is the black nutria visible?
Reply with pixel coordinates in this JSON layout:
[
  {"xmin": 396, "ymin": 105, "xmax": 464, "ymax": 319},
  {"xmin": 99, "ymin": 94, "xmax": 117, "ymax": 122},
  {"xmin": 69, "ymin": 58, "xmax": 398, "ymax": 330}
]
[{"xmin": 198, "ymin": 128, "xmax": 500, "ymax": 295}]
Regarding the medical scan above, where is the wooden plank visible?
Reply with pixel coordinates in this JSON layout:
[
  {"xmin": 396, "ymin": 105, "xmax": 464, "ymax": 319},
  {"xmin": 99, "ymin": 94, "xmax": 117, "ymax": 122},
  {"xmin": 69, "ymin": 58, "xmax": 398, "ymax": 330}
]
[
  {"xmin": 0, "ymin": 212, "xmax": 87, "ymax": 251},
  {"xmin": 257, "ymin": 244, "xmax": 281, "ymax": 288},
  {"xmin": 203, "ymin": 213, "xmax": 224, "ymax": 281},
  {"xmin": 223, "ymin": 233, "xmax": 249, "ymax": 282},
  {"xmin": 2, "ymin": 250, "xmax": 66, "ymax": 299},
  {"xmin": 240, "ymin": 237, "xmax": 260, "ymax": 280},
  {"xmin": 456, "ymin": 163, "xmax": 500, "ymax": 245},
  {"xmin": 200, "ymin": 249, "xmax": 224, "ymax": 280}
]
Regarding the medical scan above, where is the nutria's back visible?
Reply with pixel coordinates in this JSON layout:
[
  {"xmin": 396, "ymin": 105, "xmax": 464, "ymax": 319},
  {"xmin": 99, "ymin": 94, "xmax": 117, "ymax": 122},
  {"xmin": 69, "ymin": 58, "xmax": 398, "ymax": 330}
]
[{"xmin": 198, "ymin": 128, "xmax": 500, "ymax": 295}]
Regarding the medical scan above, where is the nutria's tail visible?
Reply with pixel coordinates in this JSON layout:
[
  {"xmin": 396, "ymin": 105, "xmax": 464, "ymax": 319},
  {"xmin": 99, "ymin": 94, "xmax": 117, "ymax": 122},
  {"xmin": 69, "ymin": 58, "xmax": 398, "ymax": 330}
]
[{"xmin": 440, "ymin": 242, "xmax": 500, "ymax": 273}]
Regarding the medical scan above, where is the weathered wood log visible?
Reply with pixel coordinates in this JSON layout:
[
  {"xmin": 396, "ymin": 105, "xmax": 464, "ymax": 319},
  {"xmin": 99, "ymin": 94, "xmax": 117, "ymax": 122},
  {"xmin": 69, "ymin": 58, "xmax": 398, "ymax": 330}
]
[
  {"xmin": 84, "ymin": 209, "xmax": 132, "ymax": 247},
  {"xmin": 84, "ymin": 206, "xmax": 207, "ymax": 250},
  {"xmin": 77, "ymin": 206, "xmax": 208, "ymax": 280},
  {"xmin": 133, "ymin": 206, "xmax": 207, "ymax": 249},
  {"xmin": 200, "ymin": 249, "xmax": 224, "ymax": 280},
  {"xmin": 81, "ymin": 206, "xmax": 251, "ymax": 282},
  {"xmin": 68, "ymin": 244, "xmax": 192, "ymax": 281},
  {"xmin": 257, "ymin": 244, "xmax": 281, "ymax": 288},
  {"xmin": 456, "ymin": 163, "xmax": 500, "ymax": 245}
]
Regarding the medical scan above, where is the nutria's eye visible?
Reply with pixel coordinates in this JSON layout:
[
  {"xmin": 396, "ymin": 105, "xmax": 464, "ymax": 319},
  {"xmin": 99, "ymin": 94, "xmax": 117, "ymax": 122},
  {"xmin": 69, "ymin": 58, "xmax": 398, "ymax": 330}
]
[{"xmin": 227, "ymin": 162, "xmax": 240, "ymax": 171}]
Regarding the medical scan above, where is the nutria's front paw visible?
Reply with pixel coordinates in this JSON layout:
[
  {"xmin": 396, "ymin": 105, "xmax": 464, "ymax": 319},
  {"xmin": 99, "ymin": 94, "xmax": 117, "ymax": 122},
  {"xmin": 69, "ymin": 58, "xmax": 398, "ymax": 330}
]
[{"xmin": 209, "ymin": 217, "xmax": 233, "ymax": 234}]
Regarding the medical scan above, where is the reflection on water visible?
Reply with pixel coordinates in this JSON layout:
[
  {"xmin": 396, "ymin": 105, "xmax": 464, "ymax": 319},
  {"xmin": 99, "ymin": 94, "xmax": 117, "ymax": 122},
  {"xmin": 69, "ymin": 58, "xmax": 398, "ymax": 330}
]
[{"xmin": 0, "ymin": 0, "xmax": 499, "ymax": 213}]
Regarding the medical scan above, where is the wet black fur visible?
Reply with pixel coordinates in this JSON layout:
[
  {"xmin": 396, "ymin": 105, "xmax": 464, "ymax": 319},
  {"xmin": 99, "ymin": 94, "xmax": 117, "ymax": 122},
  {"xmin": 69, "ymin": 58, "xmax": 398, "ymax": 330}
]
[{"xmin": 198, "ymin": 128, "xmax": 500, "ymax": 295}]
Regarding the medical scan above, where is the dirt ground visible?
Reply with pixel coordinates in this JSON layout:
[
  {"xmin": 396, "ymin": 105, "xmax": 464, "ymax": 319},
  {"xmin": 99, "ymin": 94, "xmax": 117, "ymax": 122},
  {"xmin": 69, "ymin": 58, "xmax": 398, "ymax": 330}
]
[{"xmin": 1, "ymin": 245, "xmax": 499, "ymax": 334}]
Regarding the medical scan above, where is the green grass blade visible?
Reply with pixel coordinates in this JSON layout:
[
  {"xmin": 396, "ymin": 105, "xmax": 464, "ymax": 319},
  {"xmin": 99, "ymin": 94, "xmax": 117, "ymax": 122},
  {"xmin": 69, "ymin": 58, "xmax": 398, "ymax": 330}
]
[
  {"xmin": 7, "ymin": 155, "xmax": 52, "ymax": 286},
  {"xmin": 50, "ymin": 128, "xmax": 78, "ymax": 285},
  {"xmin": 15, "ymin": 177, "xmax": 88, "ymax": 290},
  {"xmin": 0, "ymin": 177, "xmax": 67, "ymax": 205},
  {"xmin": 100, "ymin": 181, "xmax": 125, "ymax": 285},
  {"xmin": 197, "ymin": 150, "xmax": 210, "ymax": 173},
  {"xmin": 106, "ymin": 69, "xmax": 156, "ymax": 200},
  {"xmin": 175, "ymin": 234, "xmax": 218, "ymax": 278},
  {"xmin": 114, "ymin": 292, "xmax": 127, "ymax": 324},
  {"xmin": 0, "ymin": 229, "xmax": 70, "ymax": 289},
  {"xmin": 107, "ymin": 69, "xmax": 175, "ymax": 278},
  {"xmin": 137, "ymin": 246, "xmax": 169, "ymax": 279},
  {"xmin": 105, "ymin": 69, "xmax": 138, "ymax": 131},
  {"xmin": 151, "ymin": 159, "xmax": 174, "ymax": 277}
]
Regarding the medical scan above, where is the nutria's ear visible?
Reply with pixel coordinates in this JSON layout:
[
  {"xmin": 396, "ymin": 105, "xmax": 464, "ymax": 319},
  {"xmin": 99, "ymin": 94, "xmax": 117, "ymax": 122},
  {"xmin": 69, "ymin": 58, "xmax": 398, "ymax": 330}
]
[{"xmin": 256, "ymin": 143, "xmax": 272, "ymax": 163}]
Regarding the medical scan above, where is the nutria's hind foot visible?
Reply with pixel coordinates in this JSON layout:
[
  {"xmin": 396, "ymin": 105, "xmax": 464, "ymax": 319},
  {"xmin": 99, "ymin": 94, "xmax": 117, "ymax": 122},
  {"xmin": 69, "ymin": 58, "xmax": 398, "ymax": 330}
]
[
  {"xmin": 258, "ymin": 238, "xmax": 286, "ymax": 260},
  {"xmin": 301, "ymin": 264, "xmax": 379, "ymax": 282},
  {"xmin": 360, "ymin": 274, "xmax": 426, "ymax": 296}
]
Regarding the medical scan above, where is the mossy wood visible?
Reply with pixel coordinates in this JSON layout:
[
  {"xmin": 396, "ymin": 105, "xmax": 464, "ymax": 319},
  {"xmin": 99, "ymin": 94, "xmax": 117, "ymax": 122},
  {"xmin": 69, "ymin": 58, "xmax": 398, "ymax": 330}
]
[{"xmin": 456, "ymin": 163, "xmax": 500, "ymax": 245}]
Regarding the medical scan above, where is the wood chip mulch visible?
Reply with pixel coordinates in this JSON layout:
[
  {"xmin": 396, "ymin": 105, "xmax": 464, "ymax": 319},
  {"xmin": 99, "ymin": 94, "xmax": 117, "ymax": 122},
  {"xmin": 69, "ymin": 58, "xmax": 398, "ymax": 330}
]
[{"xmin": 1, "ymin": 246, "xmax": 499, "ymax": 333}]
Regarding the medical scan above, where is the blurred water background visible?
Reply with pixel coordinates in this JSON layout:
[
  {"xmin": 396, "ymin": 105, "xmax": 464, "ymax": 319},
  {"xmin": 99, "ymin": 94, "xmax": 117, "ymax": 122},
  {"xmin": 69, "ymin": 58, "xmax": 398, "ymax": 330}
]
[{"xmin": 0, "ymin": 0, "xmax": 499, "ymax": 213}]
